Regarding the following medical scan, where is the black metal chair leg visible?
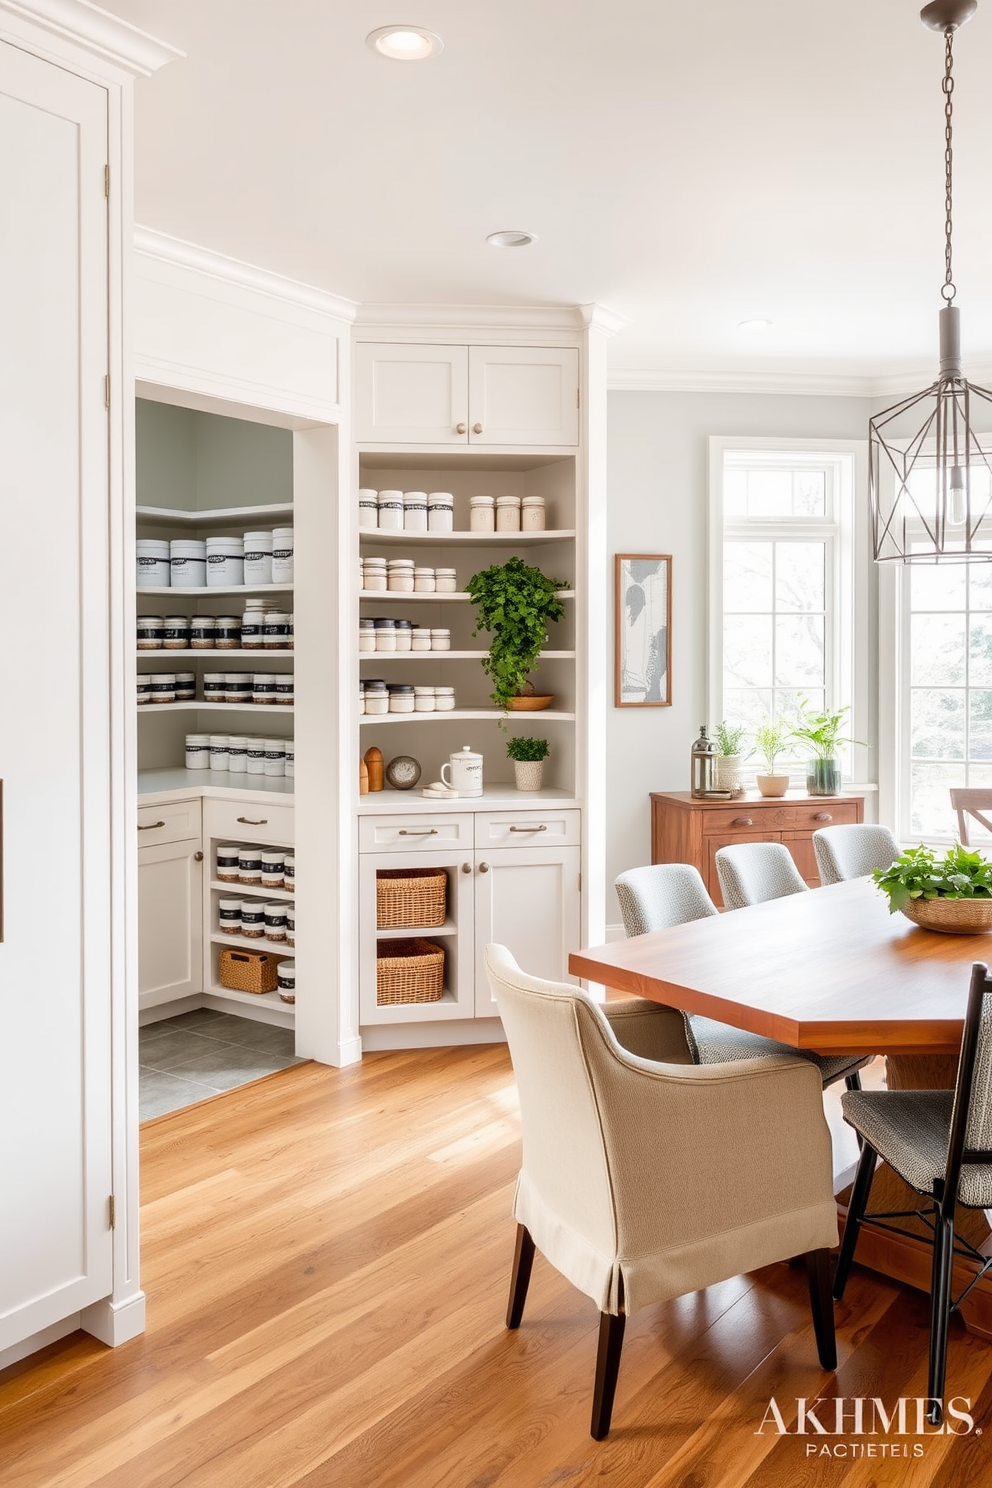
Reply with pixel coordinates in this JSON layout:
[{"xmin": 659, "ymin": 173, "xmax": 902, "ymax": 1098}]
[
  {"xmin": 927, "ymin": 1207, "xmax": 955, "ymax": 1425},
  {"xmin": 506, "ymin": 1224, "xmax": 536, "ymax": 1329},
  {"xmin": 591, "ymin": 1310, "xmax": 626, "ymax": 1440},
  {"xmin": 845, "ymin": 1072, "xmax": 863, "ymax": 1092},
  {"xmin": 833, "ymin": 1141, "xmax": 878, "ymax": 1300},
  {"xmin": 805, "ymin": 1248, "xmax": 837, "ymax": 1370}
]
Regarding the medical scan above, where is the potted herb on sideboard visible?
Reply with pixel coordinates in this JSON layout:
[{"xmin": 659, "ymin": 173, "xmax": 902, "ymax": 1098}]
[
  {"xmin": 466, "ymin": 557, "xmax": 567, "ymax": 712},
  {"xmin": 753, "ymin": 716, "xmax": 793, "ymax": 798},
  {"xmin": 792, "ymin": 700, "xmax": 862, "ymax": 797},
  {"xmin": 506, "ymin": 735, "xmax": 550, "ymax": 791},
  {"xmin": 713, "ymin": 720, "xmax": 750, "ymax": 796}
]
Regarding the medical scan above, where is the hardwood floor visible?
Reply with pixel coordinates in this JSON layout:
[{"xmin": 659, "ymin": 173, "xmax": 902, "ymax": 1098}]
[{"xmin": 3, "ymin": 1047, "xmax": 992, "ymax": 1487}]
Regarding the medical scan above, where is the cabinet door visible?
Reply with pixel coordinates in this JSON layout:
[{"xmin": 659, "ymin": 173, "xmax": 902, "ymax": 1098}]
[
  {"xmin": 468, "ymin": 346, "xmax": 579, "ymax": 446},
  {"xmin": 355, "ymin": 343, "xmax": 469, "ymax": 444},
  {"xmin": 473, "ymin": 845, "xmax": 581, "ymax": 1017},
  {"xmin": 138, "ymin": 839, "xmax": 204, "ymax": 1009}
]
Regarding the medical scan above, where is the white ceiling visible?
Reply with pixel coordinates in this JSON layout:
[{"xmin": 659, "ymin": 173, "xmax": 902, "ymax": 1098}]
[{"xmin": 102, "ymin": 0, "xmax": 992, "ymax": 382}]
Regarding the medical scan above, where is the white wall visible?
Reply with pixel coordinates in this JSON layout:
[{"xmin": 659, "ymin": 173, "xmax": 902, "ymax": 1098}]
[{"xmin": 605, "ymin": 388, "xmax": 874, "ymax": 924}]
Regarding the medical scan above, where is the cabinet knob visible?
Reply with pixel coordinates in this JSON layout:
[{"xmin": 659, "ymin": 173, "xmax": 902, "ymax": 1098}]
[
  {"xmin": 478, "ymin": 861, "xmax": 490, "ymax": 873},
  {"xmin": 731, "ymin": 816, "xmax": 753, "ymax": 827},
  {"xmin": 813, "ymin": 812, "xmax": 833, "ymax": 822},
  {"xmin": 455, "ymin": 422, "xmax": 467, "ymax": 434},
  {"xmin": 237, "ymin": 816, "xmax": 268, "ymax": 826},
  {"xmin": 138, "ymin": 820, "xmax": 165, "ymax": 831},
  {"xmin": 472, "ymin": 422, "xmax": 484, "ymax": 434},
  {"xmin": 194, "ymin": 851, "xmax": 204, "ymax": 862},
  {"xmin": 462, "ymin": 862, "xmax": 472, "ymax": 873}
]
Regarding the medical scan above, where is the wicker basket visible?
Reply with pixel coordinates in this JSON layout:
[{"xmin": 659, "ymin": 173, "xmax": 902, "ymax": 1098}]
[
  {"xmin": 219, "ymin": 946, "xmax": 281, "ymax": 994},
  {"xmin": 376, "ymin": 867, "xmax": 447, "ymax": 929},
  {"xmin": 376, "ymin": 938, "xmax": 445, "ymax": 1005},
  {"xmin": 901, "ymin": 898, "xmax": 992, "ymax": 935}
]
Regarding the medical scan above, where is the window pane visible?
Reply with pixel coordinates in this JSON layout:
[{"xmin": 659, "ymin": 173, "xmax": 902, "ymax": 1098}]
[
  {"xmin": 723, "ymin": 469, "xmax": 747, "ymax": 517},
  {"xmin": 746, "ymin": 469, "xmax": 792, "ymax": 518},
  {"xmin": 910, "ymin": 762, "xmax": 965, "ymax": 837},
  {"xmin": 775, "ymin": 542, "xmax": 824, "ymax": 613},
  {"xmin": 775, "ymin": 616, "xmax": 824, "ymax": 687},
  {"xmin": 970, "ymin": 566, "xmax": 992, "ymax": 611},
  {"xmin": 970, "ymin": 616, "xmax": 992, "ymax": 686},
  {"xmin": 792, "ymin": 470, "xmax": 826, "ymax": 516},
  {"xmin": 724, "ymin": 615, "xmax": 772, "ymax": 688},
  {"xmin": 970, "ymin": 690, "xmax": 992, "ymax": 760},
  {"xmin": 722, "ymin": 688, "xmax": 772, "ymax": 729},
  {"xmin": 911, "ymin": 562, "xmax": 967, "ymax": 611},
  {"xmin": 724, "ymin": 542, "xmax": 772, "ymax": 612},
  {"xmin": 911, "ymin": 689, "xmax": 965, "ymax": 759},
  {"xmin": 775, "ymin": 687, "xmax": 823, "ymax": 721},
  {"xmin": 911, "ymin": 614, "xmax": 966, "ymax": 686}
]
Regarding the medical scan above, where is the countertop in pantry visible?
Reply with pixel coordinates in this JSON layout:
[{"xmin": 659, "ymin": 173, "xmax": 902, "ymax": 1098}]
[
  {"xmin": 359, "ymin": 786, "xmax": 579, "ymax": 814},
  {"xmin": 138, "ymin": 768, "xmax": 295, "ymax": 804}
]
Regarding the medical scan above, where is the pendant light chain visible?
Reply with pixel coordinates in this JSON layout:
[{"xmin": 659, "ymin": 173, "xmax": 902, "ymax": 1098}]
[{"xmin": 943, "ymin": 25, "xmax": 956, "ymax": 302}]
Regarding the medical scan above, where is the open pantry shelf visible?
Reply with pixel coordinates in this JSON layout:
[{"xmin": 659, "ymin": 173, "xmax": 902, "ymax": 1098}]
[
  {"xmin": 358, "ymin": 650, "xmax": 575, "ymax": 662},
  {"xmin": 210, "ymin": 879, "xmax": 295, "ymax": 900},
  {"xmin": 137, "ymin": 583, "xmax": 294, "ymax": 597},
  {"xmin": 137, "ymin": 503, "xmax": 294, "ymax": 526},
  {"xmin": 360, "ymin": 529, "xmax": 575, "ymax": 547},
  {"xmin": 360, "ymin": 709, "xmax": 576, "ymax": 725},
  {"xmin": 210, "ymin": 931, "xmax": 294, "ymax": 952},
  {"xmin": 359, "ymin": 589, "xmax": 574, "ymax": 602},
  {"xmin": 136, "ymin": 649, "xmax": 294, "ymax": 660},
  {"xmin": 374, "ymin": 919, "xmax": 456, "ymax": 941},
  {"xmin": 139, "ymin": 702, "xmax": 294, "ymax": 713},
  {"xmin": 205, "ymin": 985, "xmax": 294, "ymax": 1015}
]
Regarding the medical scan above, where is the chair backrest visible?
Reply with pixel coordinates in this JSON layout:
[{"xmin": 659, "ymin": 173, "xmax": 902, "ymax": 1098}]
[
  {"xmin": 812, "ymin": 823, "xmax": 900, "ymax": 885},
  {"xmin": 949, "ymin": 789, "xmax": 992, "ymax": 848},
  {"xmin": 614, "ymin": 863, "xmax": 718, "ymax": 937},
  {"xmin": 715, "ymin": 841, "xmax": 808, "ymax": 911},
  {"xmin": 946, "ymin": 962, "xmax": 992, "ymax": 1205}
]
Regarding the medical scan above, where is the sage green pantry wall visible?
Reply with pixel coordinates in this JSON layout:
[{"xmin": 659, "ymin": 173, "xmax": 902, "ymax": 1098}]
[
  {"xmin": 135, "ymin": 400, "xmax": 293, "ymax": 510},
  {"xmin": 604, "ymin": 388, "xmax": 877, "ymax": 928}
]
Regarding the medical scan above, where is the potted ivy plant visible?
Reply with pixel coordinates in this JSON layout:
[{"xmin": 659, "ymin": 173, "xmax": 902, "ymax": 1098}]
[
  {"xmin": 713, "ymin": 720, "xmax": 750, "ymax": 796},
  {"xmin": 506, "ymin": 735, "xmax": 550, "ymax": 791},
  {"xmin": 873, "ymin": 843, "xmax": 992, "ymax": 934},
  {"xmin": 753, "ymin": 716, "xmax": 794, "ymax": 798},
  {"xmin": 466, "ymin": 557, "xmax": 567, "ymax": 711},
  {"xmin": 792, "ymin": 700, "xmax": 862, "ymax": 797}
]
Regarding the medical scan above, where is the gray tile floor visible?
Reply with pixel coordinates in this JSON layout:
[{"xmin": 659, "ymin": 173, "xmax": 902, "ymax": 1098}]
[{"xmin": 139, "ymin": 1008, "xmax": 304, "ymax": 1121}]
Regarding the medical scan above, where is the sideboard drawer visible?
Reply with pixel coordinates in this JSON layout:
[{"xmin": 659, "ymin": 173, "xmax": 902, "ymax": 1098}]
[
  {"xmin": 785, "ymin": 801, "xmax": 861, "ymax": 832},
  {"xmin": 204, "ymin": 797, "xmax": 295, "ymax": 848}
]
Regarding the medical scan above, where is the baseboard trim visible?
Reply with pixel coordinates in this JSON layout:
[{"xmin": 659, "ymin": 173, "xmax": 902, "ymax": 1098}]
[{"xmin": 79, "ymin": 1289, "xmax": 146, "ymax": 1348}]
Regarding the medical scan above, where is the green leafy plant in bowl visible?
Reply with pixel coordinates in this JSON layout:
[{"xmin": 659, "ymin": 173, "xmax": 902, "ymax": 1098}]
[
  {"xmin": 466, "ymin": 557, "xmax": 568, "ymax": 712},
  {"xmin": 873, "ymin": 843, "xmax": 992, "ymax": 934}
]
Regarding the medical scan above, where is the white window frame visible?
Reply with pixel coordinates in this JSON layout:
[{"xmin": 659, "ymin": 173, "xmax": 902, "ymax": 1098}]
[{"xmin": 708, "ymin": 436, "xmax": 868, "ymax": 785}]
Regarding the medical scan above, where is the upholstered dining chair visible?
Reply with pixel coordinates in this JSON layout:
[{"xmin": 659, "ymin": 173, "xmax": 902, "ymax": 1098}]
[
  {"xmin": 485, "ymin": 943, "xmax": 838, "ymax": 1439},
  {"xmin": 812, "ymin": 823, "xmax": 900, "ymax": 886},
  {"xmin": 615, "ymin": 863, "xmax": 870, "ymax": 1090},
  {"xmin": 715, "ymin": 840, "xmax": 808, "ymax": 910},
  {"xmin": 833, "ymin": 961, "xmax": 992, "ymax": 1425}
]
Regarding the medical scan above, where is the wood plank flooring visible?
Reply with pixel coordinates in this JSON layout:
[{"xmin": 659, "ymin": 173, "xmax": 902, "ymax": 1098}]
[{"xmin": 3, "ymin": 1047, "xmax": 992, "ymax": 1487}]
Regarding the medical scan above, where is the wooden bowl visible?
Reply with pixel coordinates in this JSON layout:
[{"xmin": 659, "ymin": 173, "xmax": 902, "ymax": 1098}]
[
  {"xmin": 506, "ymin": 695, "xmax": 554, "ymax": 711},
  {"xmin": 900, "ymin": 897, "xmax": 992, "ymax": 935}
]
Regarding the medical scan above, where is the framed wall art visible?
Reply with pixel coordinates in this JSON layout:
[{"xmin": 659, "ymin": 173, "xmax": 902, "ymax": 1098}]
[{"xmin": 615, "ymin": 554, "xmax": 672, "ymax": 707}]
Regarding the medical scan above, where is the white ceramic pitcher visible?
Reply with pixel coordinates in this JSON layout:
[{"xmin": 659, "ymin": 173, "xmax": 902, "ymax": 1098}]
[{"xmin": 441, "ymin": 744, "xmax": 484, "ymax": 798}]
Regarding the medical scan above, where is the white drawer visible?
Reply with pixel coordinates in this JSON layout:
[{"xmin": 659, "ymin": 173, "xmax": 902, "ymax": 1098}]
[
  {"xmin": 204, "ymin": 797, "xmax": 295, "ymax": 849},
  {"xmin": 475, "ymin": 808, "xmax": 580, "ymax": 849},
  {"xmin": 136, "ymin": 798, "xmax": 201, "ymax": 847},
  {"xmin": 359, "ymin": 814, "xmax": 474, "ymax": 853}
]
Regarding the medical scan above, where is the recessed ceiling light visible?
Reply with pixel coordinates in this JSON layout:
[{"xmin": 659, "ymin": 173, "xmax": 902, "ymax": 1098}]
[
  {"xmin": 366, "ymin": 25, "xmax": 443, "ymax": 61},
  {"xmin": 486, "ymin": 229, "xmax": 538, "ymax": 249},
  {"xmin": 737, "ymin": 318, "xmax": 772, "ymax": 332}
]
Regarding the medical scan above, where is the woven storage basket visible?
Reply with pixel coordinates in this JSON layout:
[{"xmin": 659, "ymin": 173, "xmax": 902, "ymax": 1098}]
[
  {"xmin": 219, "ymin": 946, "xmax": 281, "ymax": 994},
  {"xmin": 376, "ymin": 867, "xmax": 447, "ymax": 929},
  {"xmin": 376, "ymin": 938, "xmax": 445, "ymax": 1005},
  {"xmin": 901, "ymin": 898, "xmax": 992, "ymax": 935}
]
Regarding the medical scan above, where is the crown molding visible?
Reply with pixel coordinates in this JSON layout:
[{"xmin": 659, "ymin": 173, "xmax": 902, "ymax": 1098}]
[
  {"xmin": 0, "ymin": 0, "xmax": 182, "ymax": 74},
  {"xmin": 580, "ymin": 304, "xmax": 629, "ymax": 338},
  {"xmin": 134, "ymin": 227, "xmax": 358, "ymax": 322},
  {"xmin": 355, "ymin": 302, "xmax": 588, "ymax": 333},
  {"xmin": 608, "ymin": 359, "xmax": 992, "ymax": 399}
]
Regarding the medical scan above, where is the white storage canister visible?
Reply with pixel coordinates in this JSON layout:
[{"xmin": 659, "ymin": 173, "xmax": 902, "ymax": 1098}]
[
  {"xmin": 136, "ymin": 676, "xmax": 151, "ymax": 706},
  {"xmin": 376, "ymin": 490, "xmax": 404, "ymax": 531},
  {"xmin": 149, "ymin": 673, "xmax": 176, "ymax": 704},
  {"xmin": 411, "ymin": 626, "xmax": 432, "ymax": 651},
  {"xmin": 189, "ymin": 615, "xmax": 217, "ymax": 649},
  {"xmin": 359, "ymin": 619, "xmax": 376, "ymax": 653},
  {"xmin": 136, "ymin": 539, "xmax": 170, "ymax": 588},
  {"xmin": 241, "ymin": 600, "xmax": 265, "ymax": 648},
  {"xmin": 434, "ymin": 685, "xmax": 456, "ymax": 711},
  {"xmin": 240, "ymin": 902, "xmax": 265, "ymax": 938},
  {"xmin": 214, "ymin": 616, "xmax": 241, "ymax": 650},
  {"xmin": 271, "ymin": 528, "xmax": 294, "ymax": 584},
  {"xmin": 206, "ymin": 535, "xmax": 245, "ymax": 587},
  {"xmin": 243, "ymin": 531, "xmax": 273, "ymax": 586},
  {"xmin": 284, "ymin": 740, "xmax": 295, "ymax": 778},
  {"xmin": 427, "ymin": 492, "xmax": 454, "ymax": 532},
  {"xmin": 431, "ymin": 627, "xmax": 451, "ymax": 651},
  {"xmin": 403, "ymin": 492, "xmax": 428, "ymax": 533},
  {"xmin": 414, "ymin": 686, "xmax": 436, "ymax": 712},
  {"xmin": 469, "ymin": 495, "xmax": 495, "ymax": 532},
  {"xmin": 170, "ymin": 539, "xmax": 207, "ymax": 588},
  {"xmin": 163, "ymin": 615, "xmax": 191, "ymax": 650},
  {"xmin": 264, "ymin": 903, "xmax": 288, "ymax": 942},
  {"xmin": 209, "ymin": 734, "xmax": 230, "ymax": 769},
  {"xmin": 435, "ymin": 568, "xmax": 458, "ymax": 593},
  {"xmin": 387, "ymin": 561, "xmax": 415, "ymax": 593},
  {"xmin": 137, "ymin": 616, "xmax": 164, "ymax": 649},
  {"xmin": 218, "ymin": 898, "xmax": 242, "ymax": 934},
  {"xmin": 224, "ymin": 672, "xmax": 253, "ymax": 704},
  {"xmin": 364, "ymin": 680, "xmax": 389, "ymax": 715},
  {"xmin": 394, "ymin": 619, "xmax": 413, "ymax": 652},
  {"xmin": 285, "ymin": 906, "xmax": 296, "ymax": 946},
  {"xmin": 374, "ymin": 618, "xmax": 396, "ymax": 652},
  {"xmin": 496, "ymin": 495, "xmax": 522, "ymax": 532},
  {"xmin": 359, "ymin": 681, "xmax": 366, "ymax": 714},
  {"xmin": 203, "ymin": 672, "xmax": 226, "ymax": 702},
  {"xmin": 359, "ymin": 488, "xmax": 379, "ymax": 530},
  {"xmin": 388, "ymin": 684, "xmax": 415, "ymax": 713},
  {"xmin": 283, "ymin": 853, "xmax": 295, "ymax": 887},
  {"xmin": 185, "ymin": 733, "xmax": 211, "ymax": 769},
  {"xmin": 362, "ymin": 557, "xmax": 387, "ymax": 592},
  {"xmin": 263, "ymin": 738, "xmax": 286, "ymax": 776},
  {"xmin": 253, "ymin": 673, "xmax": 277, "ymax": 705},
  {"xmin": 262, "ymin": 611, "xmax": 292, "ymax": 649},
  {"xmin": 216, "ymin": 843, "xmax": 241, "ymax": 878},
  {"xmin": 238, "ymin": 845, "xmax": 262, "ymax": 881},
  {"xmin": 227, "ymin": 735, "xmax": 248, "ymax": 773},
  {"xmin": 277, "ymin": 959, "xmax": 296, "ymax": 1002},
  {"xmin": 521, "ymin": 495, "xmax": 547, "ymax": 531},
  {"xmin": 261, "ymin": 849, "xmax": 285, "ymax": 888},
  {"xmin": 246, "ymin": 738, "xmax": 266, "ymax": 775},
  {"xmin": 174, "ymin": 672, "xmax": 196, "ymax": 701},
  {"xmin": 413, "ymin": 567, "xmax": 436, "ymax": 593},
  {"xmin": 274, "ymin": 673, "xmax": 294, "ymax": 705}
]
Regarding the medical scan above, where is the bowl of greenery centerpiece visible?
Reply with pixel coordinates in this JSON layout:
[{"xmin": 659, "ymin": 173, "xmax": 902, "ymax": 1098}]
[{"xmin": 873, "ymin": 843, "xmax": 992, "ymax": 934}]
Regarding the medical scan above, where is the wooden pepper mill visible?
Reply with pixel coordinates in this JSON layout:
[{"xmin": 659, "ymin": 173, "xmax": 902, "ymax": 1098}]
[
  {"xmin": 364, "ymin": 746, "xmax": 384, "ymax": 792},
  {"xmin": 359, "ymin": 757, "xmax": 369, "ymax": 795}
]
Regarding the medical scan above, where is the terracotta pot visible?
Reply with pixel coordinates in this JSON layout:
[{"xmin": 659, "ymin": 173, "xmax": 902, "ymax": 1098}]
[
  {"xmin": 513, "ymin": 760, "xmax": 544, "ymax": 791},
  {"xmin": 756, "ymin": 773, "xmax": 790, "ymax": 798}
]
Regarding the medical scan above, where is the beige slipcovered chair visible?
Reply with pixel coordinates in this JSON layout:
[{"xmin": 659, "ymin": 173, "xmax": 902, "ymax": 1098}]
[
  {"xmin": 715, "ymin": 840, "xmax": 808, "ymax": 910},
  {"xmin": 486, "ymin": 943, "xmax": 838, "ymax": 1439},
  {"xmin": 615, "ymin": 862, "xmax": 870, "ymax": 1090},
  {"xmin": 812, "ymin": 823, "xmax": 899, "ymax": 885}
]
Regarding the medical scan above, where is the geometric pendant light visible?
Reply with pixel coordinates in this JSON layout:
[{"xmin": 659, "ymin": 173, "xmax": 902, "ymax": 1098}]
[{"xmin": 869, "ymin": 0, "xmax": 992, "ymax": 562}]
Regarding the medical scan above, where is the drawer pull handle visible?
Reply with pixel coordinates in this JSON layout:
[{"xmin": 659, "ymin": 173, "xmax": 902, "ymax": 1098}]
[
  {"xmin": 509, "ymin": 824, "xmax": 548, "ymax": 833},
  {"xmin": 479, "ymin": 861, "xmax": 490, "ymax": 873},
  {"xmin": 813, "ymin": 812, "xmax": 833, "ymax": 822},
  {"xmin": 731, "ymin": 816, "xmax": 753, "ymax": 827},
  {"xmin": 399, "ymin": 828, "xmax": 438, "ymax": 837},
  {"xmin": 138, "ymin": 821, "xmax": 165, "ymax": 831},
  {"xmin": 237, "ymin": 816, "xmax": 268, "ymax": 825}
]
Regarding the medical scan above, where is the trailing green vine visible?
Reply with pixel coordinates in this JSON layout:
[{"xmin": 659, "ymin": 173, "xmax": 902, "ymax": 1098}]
[{"xmin": 466, "ymin": 557, "xmax": 567, "ymax": 710}]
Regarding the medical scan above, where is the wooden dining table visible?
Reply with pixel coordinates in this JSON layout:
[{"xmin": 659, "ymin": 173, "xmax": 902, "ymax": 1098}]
[{"xmin": 569, "ymin": 876, "xmax": 992, "ymax": 1335}]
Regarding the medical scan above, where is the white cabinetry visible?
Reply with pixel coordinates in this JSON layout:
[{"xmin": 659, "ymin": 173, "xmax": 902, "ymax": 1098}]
[
  {"xmin": 138, "ymin": 801, "xmax": 203, "ymax": 1010},
  {"xmin": 356, "ymin": 343, "xmax": 579, "ymax": 446}
]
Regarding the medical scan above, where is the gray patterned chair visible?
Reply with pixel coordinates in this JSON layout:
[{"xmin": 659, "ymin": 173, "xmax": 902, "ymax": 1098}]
[
  {"xmin": 615, "ymin": 863, "xmax": 869, "ymax": 1090},
  {"xmin": 812, "ymin": 823, "xmax": 899, "ymax": 885},
  {"xmin": 485, "ymin": 942, "xmax": 838, "ymax": 1440},
  {"xmin": 715, "ymin": 840, "xmax": 808, "ymax": 910},
  {"xmin": 834, "ymin": 961, "xmax": 992, "ymax": 1425}
]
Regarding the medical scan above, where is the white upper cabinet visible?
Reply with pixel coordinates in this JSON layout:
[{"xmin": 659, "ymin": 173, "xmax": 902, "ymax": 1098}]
[{"xmin": 356, "ymin": 343, "xmax": 579, "ymax": 447}]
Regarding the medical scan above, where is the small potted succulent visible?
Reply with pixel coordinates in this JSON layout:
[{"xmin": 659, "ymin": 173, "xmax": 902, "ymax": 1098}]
[
  {"xmin": 713, "ymin": 720, "xmax": 750, "ymax": 796},
  {"xmin": 506, "ymin": 736, "xmax": 550, "ymax": 791},
  {"xmin": 873, "ymin": 842, "xmax": 992, "ymax": 934},
  {"xmin": 753, "ymin": 716, "xmax": 794, "ymax": 798},
  {"xmin": 792, "ymin": 700, "xmax": 862, "ymax": 797}
]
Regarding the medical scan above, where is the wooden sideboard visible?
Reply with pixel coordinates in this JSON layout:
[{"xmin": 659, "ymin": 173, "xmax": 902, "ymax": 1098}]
[{"xmin": 649, "ymin": 790, "xmax": 865, "ymax": 907}]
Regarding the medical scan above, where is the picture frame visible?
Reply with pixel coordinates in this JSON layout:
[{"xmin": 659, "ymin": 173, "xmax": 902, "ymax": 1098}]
[{"xmin": 615, "ymin": 554, "xmax": 672, "ymax": 707}]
